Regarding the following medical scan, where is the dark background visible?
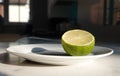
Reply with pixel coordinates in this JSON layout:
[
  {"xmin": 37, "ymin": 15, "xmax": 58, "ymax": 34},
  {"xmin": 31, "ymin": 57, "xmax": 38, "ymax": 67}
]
[
  {"xmin": 29, "ymin": 0, "xmax": 120, "ymax": 42},
  {"xmin": 0, "ymin": 0, "xmax": 120, "ymax": 42}
]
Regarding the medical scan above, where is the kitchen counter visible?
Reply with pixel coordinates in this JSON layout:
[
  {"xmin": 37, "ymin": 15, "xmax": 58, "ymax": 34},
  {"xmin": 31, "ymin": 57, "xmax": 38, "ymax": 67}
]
[{"xmin": 0, "ymin": 37, "xmax": 120, "ymax": 76}]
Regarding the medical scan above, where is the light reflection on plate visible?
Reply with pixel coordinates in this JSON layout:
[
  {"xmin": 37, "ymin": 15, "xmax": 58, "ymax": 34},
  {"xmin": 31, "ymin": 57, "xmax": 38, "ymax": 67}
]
[{"xmin": 6, "ymin": 44, "xmax": 113, "ymax": 65}]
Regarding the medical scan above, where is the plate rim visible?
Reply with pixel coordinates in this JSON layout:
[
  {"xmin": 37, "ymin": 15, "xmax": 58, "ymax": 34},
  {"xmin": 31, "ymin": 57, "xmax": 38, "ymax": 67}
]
[
  {"xmin": 6, "ymin": 44, "xmax": 114, "ymax": 59},
  {"xmin": 6, "ymin": 44, "xmax": 114, "ymax": 65}
]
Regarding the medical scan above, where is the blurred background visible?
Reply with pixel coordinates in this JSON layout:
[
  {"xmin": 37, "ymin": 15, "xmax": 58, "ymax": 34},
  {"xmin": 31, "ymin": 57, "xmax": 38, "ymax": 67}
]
[{"xmin": 0, "ymin": 0, "xmax": 120, "ymax": 42}]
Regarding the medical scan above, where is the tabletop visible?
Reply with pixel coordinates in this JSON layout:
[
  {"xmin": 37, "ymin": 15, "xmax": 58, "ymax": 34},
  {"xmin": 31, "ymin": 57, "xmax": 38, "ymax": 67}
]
[{"xmin": 0, "ymin": 37, "xmax": 120, "ymax": 76}]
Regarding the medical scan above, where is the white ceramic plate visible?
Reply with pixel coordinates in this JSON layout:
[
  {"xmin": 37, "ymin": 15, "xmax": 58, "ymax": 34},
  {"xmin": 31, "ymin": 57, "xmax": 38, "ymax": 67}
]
[{"xmin": 6, "ymin": 44, "xmax": 113, "ymax": 65}]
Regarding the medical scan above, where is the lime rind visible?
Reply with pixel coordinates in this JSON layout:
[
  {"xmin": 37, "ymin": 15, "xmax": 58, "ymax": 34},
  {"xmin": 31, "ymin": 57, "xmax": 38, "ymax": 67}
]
[{"xmin": 62, "ymin": 39, "xmax": 95, "ymax": 56}]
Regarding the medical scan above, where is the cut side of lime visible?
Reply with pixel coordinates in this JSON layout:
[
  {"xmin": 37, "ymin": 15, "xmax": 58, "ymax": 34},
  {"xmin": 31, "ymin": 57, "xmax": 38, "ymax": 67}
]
[{"xmin": 62, "ymin": 29, "xmax": 95, "ymax": 56}]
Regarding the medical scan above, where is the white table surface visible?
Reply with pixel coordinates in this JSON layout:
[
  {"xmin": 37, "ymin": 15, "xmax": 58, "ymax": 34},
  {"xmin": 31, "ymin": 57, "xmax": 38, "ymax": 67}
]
[
  {"xmin": 0, "ymin": 53, "xmax": 119, "ymax": 76},
  {"xmin": 0, "ymin": 39, "xmax": 120, "ymax": 76}
]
